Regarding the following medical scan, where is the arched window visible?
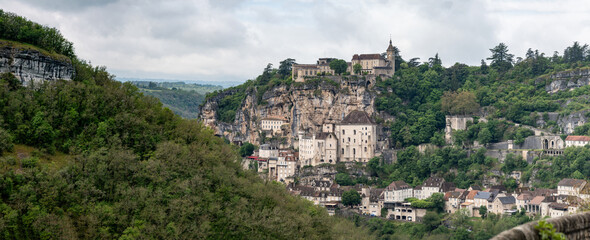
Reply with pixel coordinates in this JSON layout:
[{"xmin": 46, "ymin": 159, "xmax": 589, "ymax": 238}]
[
  {"xmin": 354, "ymin": 130, "xmax": 356, "ymax": 135},
  {"xmin": 353, "ymin": 148, "xmax": 356, "ymax": 155},
  {"xmin": 342, "ymin": 130, "xmax": 345, "ymax": 134},
  {"xmin": 342, "ymin": 148, "xmax": 344, "ymax": 154},
  {"xmin": 365, "ymin": 147, "xmax": 367, "ymax": 152}
]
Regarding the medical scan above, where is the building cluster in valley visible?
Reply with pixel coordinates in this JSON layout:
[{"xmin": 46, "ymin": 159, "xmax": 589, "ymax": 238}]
[
  {"xmin": 236, "ymin": 41, "xmax": 590, "ymax": 222},
  {"xmin": 288, "ymin": 176, "xmax": 590, "ymax": 221}
]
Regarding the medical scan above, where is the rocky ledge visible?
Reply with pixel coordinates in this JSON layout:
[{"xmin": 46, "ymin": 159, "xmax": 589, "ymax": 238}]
[{"xmin": 0, "ymin": 44, "xmax": 74, "ymax": 85}]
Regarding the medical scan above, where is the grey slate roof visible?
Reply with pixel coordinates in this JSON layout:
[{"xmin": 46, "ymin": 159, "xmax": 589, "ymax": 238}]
[
  {"xmin": 498, "ymin": 196, "xmax": 516, "ymax": 205},
  {"xmin": 474, "ymin": 192, "xmax": 492, "ymax": 199},
  {"xmin": 340, "ymin": 111, "xmax": 376, "ymax": 125},
  {"xmin": 386, "ymin": 181, "xmax": 411, "ymax": 191}
]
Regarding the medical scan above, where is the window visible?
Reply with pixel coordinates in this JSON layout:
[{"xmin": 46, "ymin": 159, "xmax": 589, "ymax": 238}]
[
  {"xmin": 353, "ymin": 148, "xmax": 356, "ymax": 155},
  {"xmin": 353, "ymin": 130, "xmax": 356, "ymax": 135},
  {"xmin": 348, "ymin": 137, "xmax": 350, "ymax": 142},
  {"xmin": 365, "ymin": 147, "xmax": 367, "ymax": 152},
  {"xmin": 342, "ymin": 130, "xmax": 345, "ymax": 134},
  {"xmin": 342, "ymin": 148, "xmax": 344, "ymax": 154}
]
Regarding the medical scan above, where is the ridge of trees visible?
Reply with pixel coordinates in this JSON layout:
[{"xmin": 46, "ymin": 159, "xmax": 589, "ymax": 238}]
[{"xmin": 0, "ymin": 10, "xmax": 75, "ymax": 59}]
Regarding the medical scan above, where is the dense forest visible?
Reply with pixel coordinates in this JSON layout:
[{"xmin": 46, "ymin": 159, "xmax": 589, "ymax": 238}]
[
  {"xmin": 0, "ymin": 11, "xmax": 374, "ymax": 239},
  {"xmin": 130, "ymin": 81, "xmax": 223, "ymax": 119}
]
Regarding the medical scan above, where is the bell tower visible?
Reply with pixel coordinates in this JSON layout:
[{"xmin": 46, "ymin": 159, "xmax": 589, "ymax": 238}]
[{"xmin": 386, "ymin": 37, "xmax": 395, "ymax": 67}]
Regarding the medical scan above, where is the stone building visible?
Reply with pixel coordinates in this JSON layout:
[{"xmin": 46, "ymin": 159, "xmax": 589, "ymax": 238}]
[
  {"xmin": 335, "ymin": 110, "xmax": 377, "ymax": 163},
  {"xmin": 260, "ymin": 116, "xmax": 288, "ymax": 134},
  {"xmin": 557, "ymin": 178, "xmax": 587, "ymax": 196},
  {"xmin": 384, "ymin": 180, "xmax": 413, "ymax": 203},
  {"xmin": 565, "ymin": 135, "xmax": 590, "ymax": 147},
  {"xmin": 292, "ymin": 40, "xmax": 396, "ymax": 82}
]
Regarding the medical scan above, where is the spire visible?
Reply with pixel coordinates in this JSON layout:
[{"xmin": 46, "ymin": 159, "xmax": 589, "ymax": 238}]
[{"xmin": 387, "ymin": 36, "xmax": 394, "ymax": 52}]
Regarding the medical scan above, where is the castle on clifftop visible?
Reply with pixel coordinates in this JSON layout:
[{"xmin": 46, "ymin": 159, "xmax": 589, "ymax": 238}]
[{"xmin": 291, "ymin": 39, "xmax": 396, "ymax": 82}]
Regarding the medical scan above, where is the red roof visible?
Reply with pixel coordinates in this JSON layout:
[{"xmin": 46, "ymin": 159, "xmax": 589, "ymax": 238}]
[{"xmin": 566, "ymin": 135, "xmax": 590, "ymax": 141}]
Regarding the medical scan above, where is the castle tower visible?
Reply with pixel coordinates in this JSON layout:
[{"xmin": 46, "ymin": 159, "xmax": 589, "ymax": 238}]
[{"xmin": 386, "ymin": 38, "xmax": 396, "ymax": 73}]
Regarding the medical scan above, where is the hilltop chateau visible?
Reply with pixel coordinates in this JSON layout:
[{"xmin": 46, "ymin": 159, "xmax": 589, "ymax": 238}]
[{"xmin": 291, "ymin": 40, "xmax": 396, "ymax": 82}]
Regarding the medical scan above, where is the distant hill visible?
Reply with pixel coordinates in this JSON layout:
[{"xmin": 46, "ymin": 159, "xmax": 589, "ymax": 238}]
[
  {"xmin": 128, "ymin": 81, "xmax": 223, "ymax": 119},
  {"xmin": 118, "ymin": 77, "xmax": 242, "ymax": 88}
]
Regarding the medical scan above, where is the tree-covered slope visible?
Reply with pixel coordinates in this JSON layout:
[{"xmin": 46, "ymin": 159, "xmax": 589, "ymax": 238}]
[
  {"xmin": 0, "ymin": 11, "xmax": 372, "ymax": 239},
  {"xmin": 130, "ymin": 81, "xmax": 223, "ymax": 119}
]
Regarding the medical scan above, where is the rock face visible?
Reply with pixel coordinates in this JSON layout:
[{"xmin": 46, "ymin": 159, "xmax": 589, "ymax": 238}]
[
  {"xmin": 0, "ymin": 45, "xmax": 74, "ymax": 85},
  {"xmin": 199, "ymin": 76, "xmax": 381, "ymax": 147},
  {"xmin": 542, "ymin": 68, "xmax": 590, "ymax": 93}
]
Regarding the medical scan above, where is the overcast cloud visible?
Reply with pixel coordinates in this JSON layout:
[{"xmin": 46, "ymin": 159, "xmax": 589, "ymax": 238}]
[{"xmin": 2, "ymin": 0, "xmax": 589, "ymax": 84}]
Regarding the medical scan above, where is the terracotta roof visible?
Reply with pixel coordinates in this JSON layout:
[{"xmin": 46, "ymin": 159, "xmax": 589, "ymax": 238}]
[
  {"xmin": 444, "ymin": 192, "xmax": 452, "ymax": 200},
  {"xmin": 517, "ymin": 193, "xmax": 533, "ymax": 201},
  {"xmin": 530, "ymin": 196, "xmax": 545, "ymax": 205},
  {"xmin": 565, "ymin": 135, "xmax": 590, "ymax": 141},
  {"xmin": 558, "ymin": 178, "xmax": 587, "ymax": 188},
  {"xmin": 340, "ymin": 110, "xmax": 376, "ymax": 125},
  {"xmin": 466, "ymin": 190, "xmax": 479, "ymax": 200},
  {"xmin": 387, "ymin": 181, "xmax": 411, "ymax": 191},
  {"xmin": 293, "ymin": 64, "xmax": 319, "ymax": 69}
]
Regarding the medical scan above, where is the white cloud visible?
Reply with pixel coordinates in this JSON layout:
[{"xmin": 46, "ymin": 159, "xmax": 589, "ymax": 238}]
[{"xmin": 1, "ymin": 0, "xmax": 589, "ymax": 83}]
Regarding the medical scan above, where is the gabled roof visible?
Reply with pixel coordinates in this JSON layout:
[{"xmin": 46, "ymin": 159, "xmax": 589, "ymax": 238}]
[
  {"xmin": 386, "ymin": 180, "xmax": 411, "ymax": 191},
  {"xmin": 517, "ymin": 193, "xmax": 533, "ymax": 201},
  {"xmin": 530, "ymin": 196, "xmax": 545, "ymax": 205},
  {"xmin": 352, "ymin": 53, "xmax": 382, "ymax": 60},
  {"xmin": 469, "ymin": 185, "xmax": 482, "ymax": 191},
  {"xmin": 474, "ymin": 192, "xmax": 492, "ymax": 199},
  {"xmin": 466, "ymin": 190, "xmax": 479, "ymax": 200},
  {"xmin": 498, "ymin": 196, "xmax": 516, "ymax": 205},
  {"xmin": 316, "ymin": 132, "xmax": 336, "ymax": 140},
  {"xmin": 558, "ymin": 178, "xmax": 587, "ymax": 188},
  {"xmin": 339, "ymin": 110, "xmax": 376, "ymax": 125},
  {"xmin": 369, "ymin": 188, "xmax": 384, "ymax": 202},
  {"xmin": 565, "ymin": 135, "xmax": 590, "ymax": 141},
  {"xmin": 549, "ymin": 203, "xmax": 569, "ymax": 210},
  {"xmin": 423, "ymin": 177, "xmax": 445, "ymax": 188}
]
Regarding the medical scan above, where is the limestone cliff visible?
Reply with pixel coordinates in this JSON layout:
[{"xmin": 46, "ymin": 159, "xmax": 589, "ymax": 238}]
[
  {"xmin": 200, "ymin": 76, "xmax": 382, "ymax": 147},
  {"xmin": 540, "ymin": 68, "xmax": 590, "ymax": 93},
  {"xmin": 0, "ymin": 42, "xmax": 74, "ymax": 85}
]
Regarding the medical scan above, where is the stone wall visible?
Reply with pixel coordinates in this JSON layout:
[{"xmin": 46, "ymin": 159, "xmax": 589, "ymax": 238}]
[
  {"xmin": 492, "ymin": 212, "xmax": 590, "ymax": 240},
  {"xmin": 445, "ymin": 115, "xmax": 474, "ymax": 143},
  {"xmin": 0, "ymin": 46, "xmax": 74, "ymax": 85}
]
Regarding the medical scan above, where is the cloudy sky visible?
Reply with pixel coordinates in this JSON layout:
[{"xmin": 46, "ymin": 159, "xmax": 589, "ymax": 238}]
[{"xmin": 2, "ymin": 0, "xmax": 590, "ymax": 84}]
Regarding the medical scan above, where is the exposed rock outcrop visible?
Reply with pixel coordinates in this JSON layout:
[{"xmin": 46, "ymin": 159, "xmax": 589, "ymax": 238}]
[
  {"xmin": 0, "ymin": 44, "xmax": 74, "ymax": 85},
  {"xmin": 199, "ymin": 76, "xmax": 381, "ymax": 147},
  {"xmin": 541, "ymin": 68, "xmax": 590, "ymax": 93}
]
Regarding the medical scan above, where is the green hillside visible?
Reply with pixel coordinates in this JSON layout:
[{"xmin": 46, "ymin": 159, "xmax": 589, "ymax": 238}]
[
  {"xmin": 0, "ymin": 11, "xmax": 372, "ymax": 239},
  {"xmin": 129, "ymin": 81, "xmax": 223, "ymax": 119}
]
